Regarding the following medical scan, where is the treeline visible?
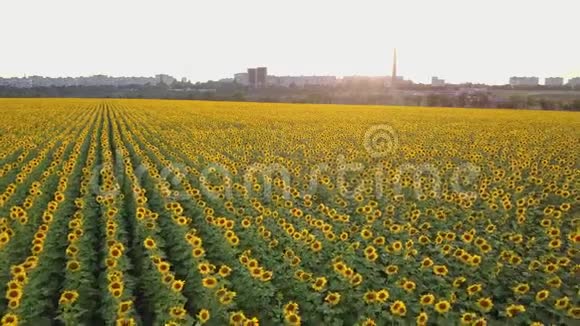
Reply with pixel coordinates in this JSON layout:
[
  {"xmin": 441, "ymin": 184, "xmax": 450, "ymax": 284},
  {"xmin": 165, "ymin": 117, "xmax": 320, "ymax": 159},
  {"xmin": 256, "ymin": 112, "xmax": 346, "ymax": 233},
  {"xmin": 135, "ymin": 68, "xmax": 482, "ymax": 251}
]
[
  {"xmin": 409, "ymin": 93, "xmax": 580, "ymax": 111},
  {"xmin": 1, "ymin": 84, "xmax": 579, "ymax": 111}
]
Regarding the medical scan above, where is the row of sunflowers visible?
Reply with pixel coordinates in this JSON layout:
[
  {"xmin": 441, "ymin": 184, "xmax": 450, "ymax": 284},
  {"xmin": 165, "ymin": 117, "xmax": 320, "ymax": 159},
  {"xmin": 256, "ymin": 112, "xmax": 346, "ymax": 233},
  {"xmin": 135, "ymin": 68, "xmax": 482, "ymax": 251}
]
[{"xmin": 0, "ymin": 98, "xmax": 578, "ymax": 325}]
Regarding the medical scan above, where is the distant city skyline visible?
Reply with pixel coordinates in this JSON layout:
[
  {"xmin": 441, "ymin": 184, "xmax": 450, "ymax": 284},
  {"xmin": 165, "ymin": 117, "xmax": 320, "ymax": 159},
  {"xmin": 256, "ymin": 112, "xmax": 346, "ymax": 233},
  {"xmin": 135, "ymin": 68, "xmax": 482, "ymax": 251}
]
[
  {"xmin": 3, "ymin": 72, "xmax": 580, "ymax": 89},
  {"xmin": 1, "ymin": 0, "xmax": 578, "ymax": 85}
]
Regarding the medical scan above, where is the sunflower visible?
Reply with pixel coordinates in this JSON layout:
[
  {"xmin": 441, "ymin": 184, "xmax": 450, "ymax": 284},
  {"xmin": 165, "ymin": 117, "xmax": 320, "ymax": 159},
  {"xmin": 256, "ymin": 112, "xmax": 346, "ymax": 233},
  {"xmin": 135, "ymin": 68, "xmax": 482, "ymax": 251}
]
[
  {"xmin": 107, "ymin": 271, "xmax": 123, "ymax": 282},
  {"xmin": 453, "ymin": 276, "xmax": 466, "ymax": 288},
  {"xmin": 567, "ymin": 306, "xmax": 580, "ymax": 319},
  {"xmin": 310, "ymin": 241, "xmax": 322, "ymax": 252},
  {"xmin": 461, "ymin": 233, "xmax": 474, "ymax": 243},
  {"xmin": 117, "ymin": 300, "xmax": 133, "ymax": 315},
  {"xmin": 198, "ymin": 263, "xmax": 213, "ymax": 275},
  {"xmin": 505, "ymin": 304, "xmax": 525, "ymax": 318},
  {"xmin": 290, "ymin": 256, "xmax": 301, "ymax": 266},
  {"xmin": 418, "ymin": 235, "xmax": 430, "ymax": 245},
  {"xmin": 244, "ymin": 317, "xmax": 260, "ymax": 326},
  {"xmin": 363, "ymin": 291, "xmax": 377, "ymax": 304},
  {"xmin": 420, "ymin": 293, "xmax": 435, "ymax": 305},
  {"xmin": 366, "ymin": 251, "xmax": 378, "ymax": 262},
  {"xmin": 509, "ymin": 255, "xmax": 522, "ymax": 265},
  {"xmin": 169, "ymin": 306, "xmax": 187, "ymax": 320},
  {"xmin": 58, "ymin": 290, "xmax": 79, "ymax": 305},
  {"xmin": 5, "ymin": 288, "xmax": 22, "ymax": 302},
  {"xmin": 434, "ymin": 300, "xmax": 451, "ymax": 314},
  {"xmin": 332, "ymin": 261, "xmax": 346, "ymax": 273},
  {"xmin": 535, "ymin": 289, "xmax": 550, "ymax": 302},
  {"xmin": 432, "ymin": 265, "xmax": 448, "ymax": 276},
  {"xmin": 284, "ymin": 301, "xmax": 299, "ymax": 315},
  {"xmin": 548, "ymin": 239, "xmax": 561, "ymax": 249},
  {"xmin": 466, "ymin": 284, "xmax": 482, "ymax": 296},
  {"xmin": 373, "ymin": 236, "xmax": 386, "ymax": 246},
  {"xmin": 376, "ymin": 289, "xmax": 389, "ymax": 302},
  {"xmin": 13, "ymin": 272, "xmax": 28, "ymax": 285},
  {"xmin": 392, "ymin": 241, "xmax": 403, "ymax": 252},
  {"xmin": 189, "ymin": 237, "xmax": 202, "ymax": 248},
  {"xmin": 485, "ymin": 224, "xmax": 496, "ymax": 233},
  {"xmin": 361, "ymin": 318, "xmax": 376, "ymax": 326},
  {"xmin": 512, "ymin": 283, "xmax": 530, "ymax": 295},
  {"xmin": 460, "ymin": 312, "xmax": 476, "ymax": 325},
  {"xmin": 162, "ymin": 273, "xmax": 175, "ymax": 285},
  {"xmin": 402, "ymin": 280, "xmax": 416, "ymax": 293},
  {"xmin": 390, "ymin": 300, "xmax": 406, "ymax": 317},
  {"xmin": 219, "ymin": 265, "xmax": 232, "ymax": 277},
  {"xmin": 472, "ymin": 318, "xmax": 487, "ymax": 326},
  {"xmin": 7, "ymin": 299, "xmax": 19, "ymax": 310},
  {"xmin": 363, "ymin": 245, "xmax": 376, "ymax": 256},
  {"xmin": 6, "ymin": 281, "xmax": 19, "ymax": 290},
  {"xmin": 202, "ymin": 277, "xmax": 218, "ymax": 289},
  {"xmin": 554, "ymin": 296, "xmax": 570, "ymax": 310},
  {"xmin": 469, "ymin": 255, "xmax": 482, "ymax": 266},
  {"xmin": 544, "ymin": 263, "xmax": 558, "ymax": 274},
  {"xmin": 66, "ymin": 260, "xmax": 81, "ymax": 272},
  {"xmin": 176, "ymin": 216, "xmax": 188, "ymax": 226},
  {"xmin": 156, "ymin": 261, "xmax": 171, "ymax": 274},
  {"xmin": 1, "ymin": 313, "xmax": 18, "ymax": 325},
  {"xmin": 171, "ymin": 280, "xmax": 185, "ymax": 292},
  {"xmin": 226, "ymin": 235, "xmax": 240, "ymax": 246},
  {"xmin": 540, "ymin": 218, "xmax": 551, "ymax": 227},
  {"xmin": 558, "ymin": 257, "xmax": 570, "ymax": 266},
  {"xmin": 547, "ymin": 276, "xmax": 562, "ymax": 288},
  {"xmin": 416, "ymin": 312, "xmax": 428, "ymax": 326},
  {"xmin": 198, "ymin": 309, "xmax": 210, "ymax": 324},
  {"xmin": 109, "ymin": 247, "xmax": 122, "ymax": 259},
  {"xmin": 385, "ymin": 265, "xmax": 398, "ymax": 275},
  {"xmin": 247, "ymin": 259, "xmax": 258, "ymax": 269},
  {"xmin": 421, "ymin": 257, "xmax": 434, "ymax": 268},
  {"xmin": 216, "ymin": 286, "xmax": 228, "ymax": 298},
  {"xmin": 115, "ymin": 317, "xmax": 136, "ymax": 326},
  {"xmin": 192, "ymin": 248, "xmax": 205, "ymax": 258},
  {"xmin": 312, "ymin": 277, "xmax": 327, "ymax": 292},
  {"xmin": 143, "ymin": 237, "xmax": 156, "ymax": 250},
  {"xmin": 105, "ymin": 258, "xmax": 117, "ymax": 268},
  {"xmin": 361, "ymin": 229, "xmax": 373, "ymax": 240},
  {"xmin": 350, "ymin": 273, "xmax": 363, "ymax": 286},
  {"xmin": 219, "ymin": 291, "xmax": 236, "ymax": 305},
  {"xmin": 528, "ymin": 260, "xmax": 541, "ymax": 271},
  {"xmin": 260, "ymin": 270, "xmax": 273, "ymax": 282},
  {"xmin": 250, "ymin": 267, "xmax": 263, "ymax": 278},
  {"xmin": 325, "ymin": 292, "xmax": 341, "ymax": 305},
  {"xmin": 479, "ymin": 243, "xmax": 492, "ymax": 253},
  {"xmin": 108, "ymin": 281, "xmax": 124, "ymax": 298},
  {"xmin": 284, "ymin": 312, "xmax": 301, "ymax": 326},
  {"xmin": 477, "ymin": 298, "xmax": 493, "ymax": 312}
]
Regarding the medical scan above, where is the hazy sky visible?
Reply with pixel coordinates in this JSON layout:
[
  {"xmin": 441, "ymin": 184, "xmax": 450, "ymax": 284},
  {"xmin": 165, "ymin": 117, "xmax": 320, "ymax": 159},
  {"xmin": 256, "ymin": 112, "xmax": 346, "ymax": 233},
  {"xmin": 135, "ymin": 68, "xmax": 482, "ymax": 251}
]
[{"xmin": 1, "ymin": 0, "xmax": 578, "ymax": 84}]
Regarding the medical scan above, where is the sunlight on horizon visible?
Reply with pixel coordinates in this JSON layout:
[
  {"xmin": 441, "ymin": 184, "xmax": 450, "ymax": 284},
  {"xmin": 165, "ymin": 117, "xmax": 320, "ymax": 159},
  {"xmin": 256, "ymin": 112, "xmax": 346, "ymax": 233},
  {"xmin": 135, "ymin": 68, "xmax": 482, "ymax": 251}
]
[{"xmin": 0, "ymin": 0, "xmax": 578, "ymax": 85}]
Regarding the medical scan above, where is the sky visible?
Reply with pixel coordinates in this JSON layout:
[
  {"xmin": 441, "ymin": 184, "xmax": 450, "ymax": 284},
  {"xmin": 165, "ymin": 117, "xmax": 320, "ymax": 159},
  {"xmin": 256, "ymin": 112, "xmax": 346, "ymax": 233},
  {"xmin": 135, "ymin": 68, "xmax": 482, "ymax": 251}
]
[{"xmin": 0, "ymin": 0, "xmax": 578, "ymax": 85}]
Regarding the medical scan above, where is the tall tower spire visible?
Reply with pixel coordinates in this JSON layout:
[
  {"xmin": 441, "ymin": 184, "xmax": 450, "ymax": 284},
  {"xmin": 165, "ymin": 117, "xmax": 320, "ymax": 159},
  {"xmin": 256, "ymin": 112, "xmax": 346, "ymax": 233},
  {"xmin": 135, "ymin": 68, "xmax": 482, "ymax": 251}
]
[{"xmin": 391, "ymin": 48, "xmax": 397, "ymax": 88}]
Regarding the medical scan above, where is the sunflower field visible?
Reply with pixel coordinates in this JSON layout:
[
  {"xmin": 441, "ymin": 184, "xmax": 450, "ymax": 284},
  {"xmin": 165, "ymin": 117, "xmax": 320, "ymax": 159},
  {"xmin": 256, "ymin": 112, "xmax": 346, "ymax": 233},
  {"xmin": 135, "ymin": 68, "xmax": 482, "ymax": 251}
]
[{"xmin": 0, "ymin": 98, "xmax": 578, "ymax": 326}]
